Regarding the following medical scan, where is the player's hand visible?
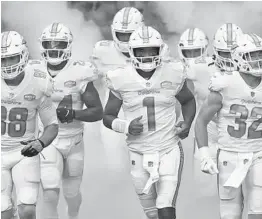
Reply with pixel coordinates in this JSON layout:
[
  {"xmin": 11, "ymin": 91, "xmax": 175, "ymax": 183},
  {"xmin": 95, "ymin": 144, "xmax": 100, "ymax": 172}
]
[
  {"xmin": 175, "ymin": 121, "xmax": 190, "ymax": 139},
  {"xmin": 129, "ymin": 116, "xmax": 143, "ymax": 136},
  {"xmin": 56, "ymin": 107, "xmax": 75, "ymax": 123},
  {"xmin": 21, "ymin": 139, "xmax": 44, "ymax": 157},
  {"xmin": 199, "ymin": 147, "xmax": 219, "ymax": 175}
]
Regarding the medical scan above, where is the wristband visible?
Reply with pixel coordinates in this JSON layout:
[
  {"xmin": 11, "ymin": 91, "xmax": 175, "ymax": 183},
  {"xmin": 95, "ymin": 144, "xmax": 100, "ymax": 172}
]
[
  {"xmin": 199, "ymin": 146, "xmax": 211, "ymax": 159},
  {"xmin": 111, "ymin": 118, "xmax": 131, "ymax": 134}
]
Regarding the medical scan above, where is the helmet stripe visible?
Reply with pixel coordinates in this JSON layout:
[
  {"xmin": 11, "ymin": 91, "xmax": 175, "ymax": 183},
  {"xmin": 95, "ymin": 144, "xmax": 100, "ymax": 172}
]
[
  {"xmin": 188, "ymin": 28, "xmax": 194, "ymax": 45},
  {"xmin": 50, "ymin": 22, "xmax": 59, "ymax": 36},
  {"xmin": 249, "ymin": 33, "xmax": 261, "ymax": 47},
  {"xmin": 142, "ymin": 26, "xmax": 149, "ymax": 43},
  {"xmin": 1, "ymin": 31, "xmax": 10, "ymax": 48},
  {"xmin": 122, "ymin": 7, "xmax": 131, "ymax": 29},
  {"xmin": 226, "ymin": 23, "xmax": 233, "ymax": 47}
]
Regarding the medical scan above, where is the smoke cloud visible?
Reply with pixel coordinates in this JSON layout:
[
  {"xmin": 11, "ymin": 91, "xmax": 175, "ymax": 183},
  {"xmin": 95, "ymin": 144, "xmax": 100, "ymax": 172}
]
[
  {"xmin": 2, "ymin": 1, "xmax": 262, "ymax": 58},
  {"xmin": 1, "ymin": 1, "xmax": 102, "ymax": 60}
]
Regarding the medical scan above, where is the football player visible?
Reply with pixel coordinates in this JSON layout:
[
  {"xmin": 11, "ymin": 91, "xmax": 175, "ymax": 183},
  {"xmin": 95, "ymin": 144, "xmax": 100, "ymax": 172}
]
[
  {"xmin": 91, "ymin": 7, "xmax": 173, "ymax": 170},
  {"xmin": 195, "ymin": 33, "xmax": 262, "ymax": 219},
  {"xmin": 1, "ymin": 31, "xmax": 58, "ymax": 219},
  {"xmin": 39, "ymin": 23, "xmax": 103, "ymax": 219},
  {"xmin": 91, "ymin": 7, "xmax": 145, "ymax": 170},
  {"xmin": 178, "ymin": 24, "xmax": 243, "ymax": 197},
  {"xmin": 103, "ymin": 26, "xmax": 196, "ymax": 219}
]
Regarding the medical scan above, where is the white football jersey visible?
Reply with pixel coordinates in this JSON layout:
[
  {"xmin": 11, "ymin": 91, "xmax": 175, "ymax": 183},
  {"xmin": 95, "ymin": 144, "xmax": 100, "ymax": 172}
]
[
  {"xmin": 106, "ymin": 60, "xmax": 186, "ymax": 153},
  {"xmin": 210, "ymin": 71, "xmax": 262, "ymax": 152},
  {"xmin": 47, "ymin": 59, "xmax": 98, "ymax": 137},
  {"xmin": 1, "ymin": 60, "xmax": 57, "ymax": 151}
]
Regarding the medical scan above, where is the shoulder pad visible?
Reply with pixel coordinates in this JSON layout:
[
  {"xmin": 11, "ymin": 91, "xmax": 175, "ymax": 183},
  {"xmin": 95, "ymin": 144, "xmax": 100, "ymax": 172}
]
[
  {"xmin": 105, "ymin": 67, "xmax": 125, "ymax": 91},
  {"xmin": 208, "ymin": 71, "xmax": 230, "ymax": 92},
  {"xmin": 72, "ymin": 60, "xmax": 98, "ymax": 82}
]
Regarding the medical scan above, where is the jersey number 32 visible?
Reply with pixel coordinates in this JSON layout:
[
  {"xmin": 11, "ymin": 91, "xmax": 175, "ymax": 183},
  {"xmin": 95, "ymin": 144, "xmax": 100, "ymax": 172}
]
[{"xmin": 228, "ymin": 104, "xmax": 262, "ymax": 139}]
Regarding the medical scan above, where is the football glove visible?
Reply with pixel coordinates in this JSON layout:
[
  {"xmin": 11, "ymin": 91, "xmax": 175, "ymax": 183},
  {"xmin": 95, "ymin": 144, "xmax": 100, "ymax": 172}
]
[
  {"xmin": 56, "ymin": 107, "xmax": 75, "ymax": 123},
  {"xmin": 199, "ymin": 147, "xmax": 219, "ymax": 175},
  {"xmin": 21, "ymin": 139, "xmax": 44, "ymax": 157}
]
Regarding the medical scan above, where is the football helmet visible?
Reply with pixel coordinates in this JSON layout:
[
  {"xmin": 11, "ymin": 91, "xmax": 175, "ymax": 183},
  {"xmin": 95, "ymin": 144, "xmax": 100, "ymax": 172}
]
[
  {"xmin": 178, "ymin": 28, "xmax": 209, "ymax": 64},
  {"xmin": 1, "ymin": 31, "xmax": 29, "ymax": 79},
  {"xmin": 231, "ymin": 33, "xmax": 262, "ymax": 76},
  {"xmin": 39, "ymin": 22, "xmax": 73, "ymax": 65},
  {"xmin": 129, "ymin": 26, "xmax": 164, "ymax": 72},
  {"xmin": 111, "ymin": 7, "xmax": 144, "ymax": 53},
  {"xmin": 213, "ymin": 23, "xmax": 243, "ymax": 72}
]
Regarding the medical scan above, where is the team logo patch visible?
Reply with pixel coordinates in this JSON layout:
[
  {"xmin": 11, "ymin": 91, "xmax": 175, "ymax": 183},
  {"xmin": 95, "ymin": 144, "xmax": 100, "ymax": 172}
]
[
  {"xmin": 160, "ymin": 81, "xmax": 173, "ymax": 89},
  {"xmin": 8, "ymin": 92, "xmax": 14, "ymax": 99},
  {"xmin": 24, "ymin": 94, "xmax": 36, "ymax": 101},
  {"xmin": 64, "ymin": 80, "xmax": 76, "ymax": 88},
  {"xmin": 251, "ymin": 91, "xmax": 255, "ymax": 97},
  {"xmin": 148, "ymin": 161, "xmax": 154, "ymax": 167},
  {"xmin": 34, "ymin": 69, "xmax": 46, "ymax": 78}
]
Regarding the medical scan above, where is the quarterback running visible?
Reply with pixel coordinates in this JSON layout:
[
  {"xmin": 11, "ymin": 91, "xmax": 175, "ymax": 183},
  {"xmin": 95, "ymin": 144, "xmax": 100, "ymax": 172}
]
[
  {"xmin": 1, "ymin": 31, "xmax": 58, "ymax": 219},
  {"xmin": 39, "ymin": 23, "xmax": 103, "ymax": 219},
  {"xmin": 195, "ymin": 33, "xmax": 262, "ymax": 219},
  {"xmin": 103, "ymin": 26, "xmax": 196, "ymax": 219},
  {"xmin": 92, "ymin": 7, "xmax": 172, "ymax": 170}
]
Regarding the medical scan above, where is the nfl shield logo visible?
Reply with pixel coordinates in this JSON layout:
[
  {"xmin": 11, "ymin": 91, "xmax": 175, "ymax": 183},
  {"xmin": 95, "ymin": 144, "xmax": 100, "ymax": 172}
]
[
  {"xmin": 251, "ymin": 91, "xmax": 255, "ymax": 97},
  {"xmin": 9, "ymin": 93, "xmax": 14, "ymax": 99}
]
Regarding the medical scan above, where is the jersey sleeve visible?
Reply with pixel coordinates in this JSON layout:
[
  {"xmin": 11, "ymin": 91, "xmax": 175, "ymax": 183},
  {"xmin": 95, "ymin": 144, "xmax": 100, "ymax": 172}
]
[
  {"xmin": 72, "ymin": 61, "xmax": 99, "ymax": 94},
  {"xmin": 169, "ymin": 61, "xmax": 187, "ymax": 95},
  {"xmin": 90, "ymin": 41, "xmax": 111, "ymax": 77},
  {"xmin": 105, "ymin": 69, "xmax": 123, "ymax": 100},
  {"xmin": 38, "ymin": 96, "xmax": 58, "ymax": 127}
]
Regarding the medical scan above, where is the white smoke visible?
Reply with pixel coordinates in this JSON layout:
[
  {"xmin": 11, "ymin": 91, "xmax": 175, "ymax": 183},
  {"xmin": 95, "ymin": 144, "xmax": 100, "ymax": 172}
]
[
  {"xmin": 1, "ymin": 1, "xmax": 103, "ymax": 60},
  {"xmin": 152, "ymin": 1, "xmax": 262, "ymax": 56}
]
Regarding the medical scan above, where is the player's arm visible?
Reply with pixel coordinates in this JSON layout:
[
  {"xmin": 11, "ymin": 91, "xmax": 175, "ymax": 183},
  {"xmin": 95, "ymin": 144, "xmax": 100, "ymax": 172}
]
[
  {"xmin": 74, "ymin": 81, "xmax": 103, "ymax": 122},
  {"xmin": 195, "ymin": 91, "xmax": 222, "ymax": 149},
  {"xmin": 103, "ymin": 91, "xmax": 123, "ymax": 130},
  {"xmin": 21, "ymin": 96, "xmax": 58, "ymax": 157},
  {"xmin": 194, "ymin": 91, "xmax": 222, "ymax": 175},
  {"xmin": 175, "ymin": 80, "xmax": 196, "ymax": 139},
  {"xmin": 38, "ymin": 96, "xmax": 59, "ymax": 147}
]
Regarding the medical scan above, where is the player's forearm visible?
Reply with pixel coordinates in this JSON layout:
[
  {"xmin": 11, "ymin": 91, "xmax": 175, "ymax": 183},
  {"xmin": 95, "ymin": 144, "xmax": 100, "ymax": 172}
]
[
  {"xmin": 103, "ymin": 114, "xmax": 117, "ymax": 130},
  {"xmin": 180, "ymin": 97, "xmax": 196, "ymax": 126},
  {"xmin": 74, "ymin": 106, "xmax": 103, "ymax": 122},
  {"xmin": 195, "ymin": 117, "xmax": 209, "ymax": 148},
  {"xmin": 38, "ymin": 123, "xmax": 58, "ymax": 147}
]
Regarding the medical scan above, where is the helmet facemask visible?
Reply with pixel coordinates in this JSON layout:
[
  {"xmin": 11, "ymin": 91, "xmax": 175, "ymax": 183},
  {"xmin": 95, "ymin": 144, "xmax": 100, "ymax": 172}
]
[
  {"xmin": 1, "ymin": 50, "xmax": 29, "ymax": 80},
  {"xmin": 214, "ymin": 49, "xmax": 235, "ymax": 72},
  {"xmin": 131, "ymin": 46, "xmax": 162, "ymax": 72},
  {"xmin": 239, "ymin": 50, "xmax": 262, "ymax": 76},
  {"xmin": 41, "ymin": 39, "xmax": 71, "ymax": 65},
  {"xmin": 112, "ymin": 29, "xmax": 133, "ymax": 53}
]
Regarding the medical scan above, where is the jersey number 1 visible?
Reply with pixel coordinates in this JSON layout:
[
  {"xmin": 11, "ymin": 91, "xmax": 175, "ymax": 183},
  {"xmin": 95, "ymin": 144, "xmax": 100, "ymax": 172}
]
[{"xmin": 143, "ymin": 97, "xmax": 156, "ymax": 131}]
